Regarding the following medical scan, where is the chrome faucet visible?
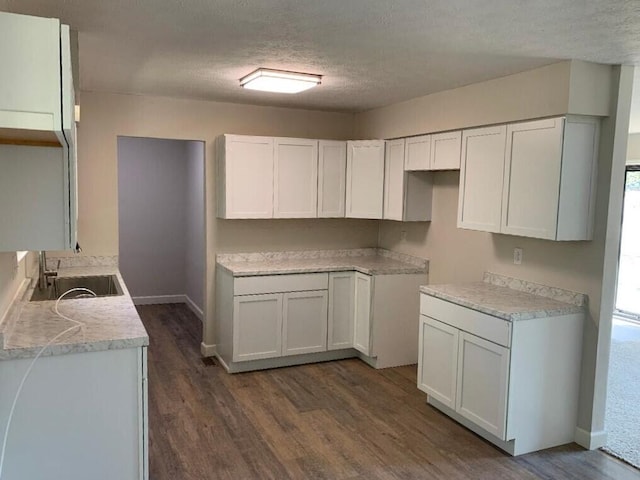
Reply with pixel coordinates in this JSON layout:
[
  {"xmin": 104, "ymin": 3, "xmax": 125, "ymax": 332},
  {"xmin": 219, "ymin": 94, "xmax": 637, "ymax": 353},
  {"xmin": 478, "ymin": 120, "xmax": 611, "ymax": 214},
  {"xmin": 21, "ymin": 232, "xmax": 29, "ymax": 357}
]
[{"xmin": 38, "ymin": 251, "xmax": 59, "ymax": 290}]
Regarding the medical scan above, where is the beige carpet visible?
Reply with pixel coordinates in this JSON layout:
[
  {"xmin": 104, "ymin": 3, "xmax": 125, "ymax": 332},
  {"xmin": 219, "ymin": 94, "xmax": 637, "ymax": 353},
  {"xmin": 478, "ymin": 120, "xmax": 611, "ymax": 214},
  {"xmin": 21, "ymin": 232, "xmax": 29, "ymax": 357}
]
[{"xmin": 603, "ymin": 318, "xmax": 640, "ymax": 469}]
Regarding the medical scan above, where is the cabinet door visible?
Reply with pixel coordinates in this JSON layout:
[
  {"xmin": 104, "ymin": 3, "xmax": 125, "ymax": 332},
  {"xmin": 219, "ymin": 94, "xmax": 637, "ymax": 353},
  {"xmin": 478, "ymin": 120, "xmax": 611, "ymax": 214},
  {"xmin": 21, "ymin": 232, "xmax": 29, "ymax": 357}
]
[
  {"xmin": 318, "ymin": 140, "xmax": 347, "ymax": 218},
  {"xmin": 417, "ymin": 316, "xmax": 459, "ymax": 409},
  {"xmin": 456, "ymin": 331, "xmax": 510, "ymax": 440},
  {"xmin": 384, "ymin": 139, "xmax": 407, "ymax": 221},
  {"xmin": 502, "ymin": 118, "xmax": 563, "ymax": 239},
  {"xmin": 328, "ymin": 272, "xmax": 355, "ymax": 350},
  {"xmin": 274, "ymin": 138, "xmax": 318, "ymax": 218},
  {"xmin": 430, "ymin": 131, "xmax": 462, "ymax": 170},
  {"xmin": 346, "ymin": 141, "xmax": 385, "ymax": 219},
  {"xmin": 353, "ymin": 272, "xmax": 372, "ymax": 355},
  {"xmin": 0, "ymin": 13, "xmax": 62, "ymax": 142},
  {"xmin": 457, "ymin": 126, "xmax": 507, "ymax": 233},
  {"xmin": 282, "ymin": 290, "xmax": 328, "ymax": 356},
  {"xmin": 404, "ymin": 135, "xmax": 431, "ymax": 171},
  {"xmin": 233, "ymin": 293, "xmax": 282, "ymax": 362},
  {"xmin": 224, "ymin": 135, "xmax": 274, "ymax": 219},
  {"xmin": 0, "ymin": 145, "xmax": 68, "ymax": 251}
]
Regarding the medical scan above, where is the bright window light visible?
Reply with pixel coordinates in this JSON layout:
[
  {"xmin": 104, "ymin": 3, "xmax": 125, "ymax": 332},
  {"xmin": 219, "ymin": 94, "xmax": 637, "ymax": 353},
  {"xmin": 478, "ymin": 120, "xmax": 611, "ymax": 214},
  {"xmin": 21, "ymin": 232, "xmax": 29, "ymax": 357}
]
[{"xmin": 239, "ymin": 68, "xmax": 322, "ymax": 94}]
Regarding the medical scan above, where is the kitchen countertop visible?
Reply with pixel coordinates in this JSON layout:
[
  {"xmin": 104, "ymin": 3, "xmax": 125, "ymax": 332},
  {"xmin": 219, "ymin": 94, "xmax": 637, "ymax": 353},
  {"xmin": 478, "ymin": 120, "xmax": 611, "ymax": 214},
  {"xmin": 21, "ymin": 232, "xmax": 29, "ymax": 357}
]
[
  {"xmin": 216, "ymin": 248, "xmax": 429, "ymax": 276},
  {"xmin": 0, "ymin": 262, "xmax": 148, "ymax": 361},
  {"xmin": 420, "ymin": 272, "xmax": 587, "ymax": 322}
]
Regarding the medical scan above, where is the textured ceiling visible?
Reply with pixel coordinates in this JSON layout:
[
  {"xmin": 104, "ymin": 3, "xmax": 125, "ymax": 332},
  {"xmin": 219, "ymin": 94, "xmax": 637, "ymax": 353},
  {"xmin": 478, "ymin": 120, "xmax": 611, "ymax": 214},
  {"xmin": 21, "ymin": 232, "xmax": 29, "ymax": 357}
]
[{"xmin": 1, "ymin": 0, "xmax": 640, "ymax": 114}]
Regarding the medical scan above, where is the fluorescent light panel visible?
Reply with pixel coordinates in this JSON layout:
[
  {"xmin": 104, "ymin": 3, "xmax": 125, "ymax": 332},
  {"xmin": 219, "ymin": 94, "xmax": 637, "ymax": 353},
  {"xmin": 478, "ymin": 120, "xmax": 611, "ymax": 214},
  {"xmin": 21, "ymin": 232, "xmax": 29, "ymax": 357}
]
[{"xmin": 240, "ymin": 68, "xmax": 321, "ymax": 94}]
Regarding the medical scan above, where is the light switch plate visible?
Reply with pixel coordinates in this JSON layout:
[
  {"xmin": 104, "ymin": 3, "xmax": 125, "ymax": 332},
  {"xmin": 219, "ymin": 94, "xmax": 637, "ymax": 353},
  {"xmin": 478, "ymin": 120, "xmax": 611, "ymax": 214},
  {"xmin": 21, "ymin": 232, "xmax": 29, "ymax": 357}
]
[{"xmin": 513, "ymin": 248, "xmax": 523, "ymax": 265}]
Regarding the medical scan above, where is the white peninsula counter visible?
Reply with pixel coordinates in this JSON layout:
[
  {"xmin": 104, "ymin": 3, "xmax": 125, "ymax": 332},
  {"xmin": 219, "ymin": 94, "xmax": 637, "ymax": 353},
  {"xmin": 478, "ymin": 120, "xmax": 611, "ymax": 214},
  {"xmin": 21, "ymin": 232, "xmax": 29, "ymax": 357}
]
[
  {"xmin": 418, "ymin": 272, "xmax": 587, "ymax": 456},
  {"xmin": 214, "ymin": 248, "xmax": 429, "ymax": 373}
]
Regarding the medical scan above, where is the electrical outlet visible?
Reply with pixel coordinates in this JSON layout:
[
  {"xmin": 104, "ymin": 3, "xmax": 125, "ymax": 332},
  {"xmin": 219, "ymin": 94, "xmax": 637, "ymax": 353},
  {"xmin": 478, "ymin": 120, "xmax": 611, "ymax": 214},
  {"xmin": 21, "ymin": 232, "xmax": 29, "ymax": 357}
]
[
  {"xmin": 400, "ymin": 230, "xmax": 407, "ymax": 241},
  {"xmin": 513, "ymin": 248, "xmax": 523, "ymax": 265}
]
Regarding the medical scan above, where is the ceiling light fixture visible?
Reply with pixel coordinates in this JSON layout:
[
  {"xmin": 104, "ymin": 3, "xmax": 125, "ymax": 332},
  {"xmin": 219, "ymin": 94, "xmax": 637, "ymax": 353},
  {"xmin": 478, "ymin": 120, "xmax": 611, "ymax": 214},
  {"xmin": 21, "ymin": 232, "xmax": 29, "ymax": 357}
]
[{"xmin": 239, "ymin": 68, "xmax": 322, "ymax": 94}]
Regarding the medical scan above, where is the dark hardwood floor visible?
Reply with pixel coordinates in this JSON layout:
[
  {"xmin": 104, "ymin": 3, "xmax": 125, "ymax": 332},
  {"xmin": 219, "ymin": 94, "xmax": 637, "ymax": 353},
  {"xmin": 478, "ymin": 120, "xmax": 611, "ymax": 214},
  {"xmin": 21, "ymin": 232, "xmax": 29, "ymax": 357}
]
[{"xmin": 138, "ymin": 303, "xmax": 640, "ymax": 480}]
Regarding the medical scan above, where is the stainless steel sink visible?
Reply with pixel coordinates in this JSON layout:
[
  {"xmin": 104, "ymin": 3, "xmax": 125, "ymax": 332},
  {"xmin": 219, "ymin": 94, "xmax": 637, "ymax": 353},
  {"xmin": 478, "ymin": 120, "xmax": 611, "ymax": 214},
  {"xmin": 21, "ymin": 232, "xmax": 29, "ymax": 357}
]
[{"xmin": 30, "ymin": 275, "xmax": 124, "ymax": 301}]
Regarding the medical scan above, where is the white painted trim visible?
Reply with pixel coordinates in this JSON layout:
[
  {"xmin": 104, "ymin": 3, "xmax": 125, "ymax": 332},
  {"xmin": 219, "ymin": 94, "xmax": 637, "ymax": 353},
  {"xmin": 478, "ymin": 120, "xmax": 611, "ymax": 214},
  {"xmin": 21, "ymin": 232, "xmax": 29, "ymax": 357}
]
[
  {"xmin": 201, "ymin": 342, "xmax": 217, "ymax": 357},
  {"xmin": 185, "ymin": 295, "xmax": 204, "ymax": 322},
  {"xmin": 132, "ymin": 295, "xmax": 186, "ymax": 305},
  {"xmin": 591, "ymin": 66, "xmax": 635, "ymax": 437},
  {"xmin": 219, "ymin": 349, "xmax": 358, "ymax": 373},
  {"xmin": 574, "ymin": 427, "xmax": 607, "ymax": 450}
]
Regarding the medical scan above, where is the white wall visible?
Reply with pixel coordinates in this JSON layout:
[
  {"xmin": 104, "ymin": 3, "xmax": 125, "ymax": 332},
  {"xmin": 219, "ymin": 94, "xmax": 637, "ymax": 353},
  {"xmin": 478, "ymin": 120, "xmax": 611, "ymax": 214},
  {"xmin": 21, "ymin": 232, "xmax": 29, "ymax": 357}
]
[
  {"xmin": 628, "ymin": 133, "xmax": 640, "ymax": 163},
  {"xmin": 0, "ymin": 252, "xmax": 37, "ymax": 325},
  {"xmin": 64, "ymin": 92, "xmax": 376, "ymax": 346},
  {"xmin": 118, "ymin": 136, "xmax": 190, "ymax": 299},
  {"xmin": 185, "ymin": 141, "xmax": 205, "ymax": 313}
]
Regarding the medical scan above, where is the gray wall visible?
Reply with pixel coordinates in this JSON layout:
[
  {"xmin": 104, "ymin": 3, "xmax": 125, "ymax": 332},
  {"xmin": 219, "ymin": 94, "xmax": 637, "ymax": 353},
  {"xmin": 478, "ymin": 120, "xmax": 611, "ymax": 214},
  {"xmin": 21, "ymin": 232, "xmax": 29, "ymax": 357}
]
[
  {"xmin": 117, "ymin": 137, "xmax": 204, "ymax": 304},
  {"xmin": 184, "ymin": 141, "xmax": 205, "ymax": 312}
]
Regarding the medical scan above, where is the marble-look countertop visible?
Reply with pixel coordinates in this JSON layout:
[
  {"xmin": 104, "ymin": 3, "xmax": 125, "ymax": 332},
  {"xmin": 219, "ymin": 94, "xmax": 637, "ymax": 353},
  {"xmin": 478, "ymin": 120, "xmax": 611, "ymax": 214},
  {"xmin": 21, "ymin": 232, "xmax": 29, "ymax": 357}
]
[
  {"xmin": 0, "ymin": 263, "xmax": 148, "ymax": 361},
  {"xmin": 420, "ymin": 272, "xmax": 587, "ymax": 322},
  {"xmin": 216, "ymin": 248, "xmax": 429, "ymax": 277}
]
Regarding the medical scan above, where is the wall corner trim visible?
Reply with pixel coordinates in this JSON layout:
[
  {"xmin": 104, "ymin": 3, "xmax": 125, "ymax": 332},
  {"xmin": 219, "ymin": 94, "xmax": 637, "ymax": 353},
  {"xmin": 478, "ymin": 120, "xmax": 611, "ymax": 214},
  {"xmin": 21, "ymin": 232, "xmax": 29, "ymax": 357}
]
[
  {"xmin": 575, "ymin": 427, "xmax": 607, "ymax": 450},
  {"xmin": 200, "ymin": 342, "xmax": 217, "ymax": 357},
  {"xmin": 185, "ymin": 295, "xmax": 204, "ymax": 322}
]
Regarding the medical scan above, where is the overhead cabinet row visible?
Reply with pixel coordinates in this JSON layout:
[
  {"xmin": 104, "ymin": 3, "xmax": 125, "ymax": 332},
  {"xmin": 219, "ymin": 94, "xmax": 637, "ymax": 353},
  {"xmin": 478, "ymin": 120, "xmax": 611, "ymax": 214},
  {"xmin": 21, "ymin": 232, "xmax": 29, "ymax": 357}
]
[
  {"xmin": 216, "ymin": 134, "xmax": 435, "ymax": 221},
  {"xmin": 0, "ymin": 12, "xmax": 78, "ymax": 252},
  {"xmin": 457, "ymin": 116, "xmax": 600, "ymax": 241}
]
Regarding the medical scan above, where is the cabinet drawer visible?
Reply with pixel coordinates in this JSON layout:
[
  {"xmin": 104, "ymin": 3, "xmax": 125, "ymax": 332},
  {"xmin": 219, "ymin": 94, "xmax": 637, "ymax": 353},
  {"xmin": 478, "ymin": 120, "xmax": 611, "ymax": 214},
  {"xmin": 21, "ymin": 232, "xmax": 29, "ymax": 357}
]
[
  {"xmin": 235, "ymin": 273, "xmax": 329, "ymax": 295},
  {"xmin": 420, "ymin": 294, "xmax": 511, "ymax": 347}
]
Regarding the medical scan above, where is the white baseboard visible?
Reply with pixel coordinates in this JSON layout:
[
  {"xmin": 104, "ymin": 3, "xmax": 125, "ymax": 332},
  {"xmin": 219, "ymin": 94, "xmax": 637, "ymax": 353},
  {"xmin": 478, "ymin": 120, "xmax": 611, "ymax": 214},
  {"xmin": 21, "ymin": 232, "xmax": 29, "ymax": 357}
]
[
  {"xmin": 201, "ymin": 342, "xmax": 217, "ymax": 357},
  {"xmin": 132, "ymin": 295, "xmax": 186, "ymax": 305},
  {"xmin": 575, "ymin": 427, "xmax": 607, "ymax": 450},
  {"xmin": 184, "ymin": 295, "xmax": 204, "ymax": 322}
]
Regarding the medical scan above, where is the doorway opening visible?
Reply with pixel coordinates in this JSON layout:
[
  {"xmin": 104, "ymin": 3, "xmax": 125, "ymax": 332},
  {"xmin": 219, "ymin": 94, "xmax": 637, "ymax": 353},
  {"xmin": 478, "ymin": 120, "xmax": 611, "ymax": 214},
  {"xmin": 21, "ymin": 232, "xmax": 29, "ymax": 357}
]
[
  {"xmin": 604, "ymin": 165, "xmax": 640, "ymax": 468},
  {"xmin": 117, "ymin": 136, "xmax": 205, "ymax": 321}
]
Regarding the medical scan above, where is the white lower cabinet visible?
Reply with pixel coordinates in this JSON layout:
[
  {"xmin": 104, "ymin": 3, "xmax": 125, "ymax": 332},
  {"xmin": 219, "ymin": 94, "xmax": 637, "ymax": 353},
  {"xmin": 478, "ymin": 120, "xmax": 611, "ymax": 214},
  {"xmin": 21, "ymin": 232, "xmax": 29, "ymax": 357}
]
[
  {"xmin": 417, "ymin": 316, "xmax": 458, "ymax": 409},
  {"xmin": 418, "ymin": 293, "xmax": 584, "ymax": 456},
  {"xmin": 283, "ymin": 290, "xmax": 328, "ymax": 356},
  {"xmin": 353, "ymin": 272, "xmax": 372, "ymax": 355},
  {"xmin": 327, "ymin": 272, "xmax": 355, "ymax": 350},
  {"xmin": 455, "ymin": 331, "xmax": 510, "ymax": 440},
  {"xmin": 233, "ymin": 293, "xmax": 283, "ymax": 362},
  {"xmin": 215, "ymin": 267, "xmax": 426, "ymax": 373},
  {"xmin": 0, "ymin": 347, "xmax": 147, "ymax": 480},
  {"xmin": 225, "ymin": 273, "xmax": 331, "ymax": 366}
]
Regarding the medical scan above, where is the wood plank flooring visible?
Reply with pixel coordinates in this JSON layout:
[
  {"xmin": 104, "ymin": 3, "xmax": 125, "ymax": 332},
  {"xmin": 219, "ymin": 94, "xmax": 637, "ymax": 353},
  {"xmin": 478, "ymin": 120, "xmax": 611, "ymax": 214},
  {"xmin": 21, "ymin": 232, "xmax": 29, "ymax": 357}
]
[{"xmin": 139, "ymin": 303, "xmax": 640, "ymax": 480}]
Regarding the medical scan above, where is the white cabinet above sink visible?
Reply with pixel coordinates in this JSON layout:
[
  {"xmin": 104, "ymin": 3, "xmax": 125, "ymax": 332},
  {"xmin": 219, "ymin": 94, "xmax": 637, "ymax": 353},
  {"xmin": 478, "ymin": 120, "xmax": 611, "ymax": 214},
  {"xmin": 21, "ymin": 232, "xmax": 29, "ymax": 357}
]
[{"xmin": 0, "ymin": 13, "xmax": 78, "ymax": 252}]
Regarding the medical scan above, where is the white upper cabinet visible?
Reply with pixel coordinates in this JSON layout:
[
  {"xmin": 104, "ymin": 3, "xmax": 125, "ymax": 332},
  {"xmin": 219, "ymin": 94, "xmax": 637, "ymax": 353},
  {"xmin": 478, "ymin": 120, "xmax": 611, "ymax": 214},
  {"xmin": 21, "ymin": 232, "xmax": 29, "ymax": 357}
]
[
  {"xmin": 502, "ymin": 117, "xmax": 599, "ymax": 240},
  {"xmin": 0, "ymin": 14, "xmax": 77, "ymax": 252},
  {"xmin": 0, "ymin": 12, "xmax": 67, "ymax": 146},
  {"xmin": 458, "ymin": 116, "xmax": 599, "ymax": 241},
  {"xmin": 430, "ymin": 131, "xmax": 462, "ymax": 170},
  {"xmin": 404, "ymin": 131, "xmax": 461, "ymax": 171},
  {"xmin": 458, "ymin": 125, "xmax": 507, "ymax": 233},
  {"xmin": 384, "ymin": 139, "xmax": 433, "ymax": 222},
  {"xmin": 317, "ymin": 140, "xmax": 347, "ymax": 218},
  {"xmin": 404, "ymin": 135, "xmax": 431, "ymax": 171},
  {"xmin": 384, "ymin": 139, "xmax": 407, "ymax": 221},
  {"xmin": 274, "ymin": 138, "xmax": 318, "ymax": 218},
  {"xmin": 346, "ymin": 140, "xmax": 385, "ymax": 219},
  {"xmin": 217, "ymin": 135, "xmax": 274, "ymax": 219}
]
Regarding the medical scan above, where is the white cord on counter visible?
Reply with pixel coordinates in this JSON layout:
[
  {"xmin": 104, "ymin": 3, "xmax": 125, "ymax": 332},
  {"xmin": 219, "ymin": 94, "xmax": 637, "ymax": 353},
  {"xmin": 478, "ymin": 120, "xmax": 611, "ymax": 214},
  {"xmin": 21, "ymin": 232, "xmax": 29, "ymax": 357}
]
[{"xmin": 0, "ymin": 287, "xmax": 96, "ymax": 479}]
